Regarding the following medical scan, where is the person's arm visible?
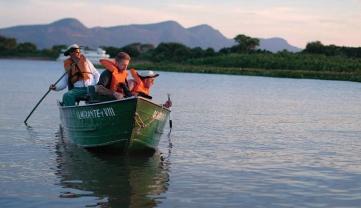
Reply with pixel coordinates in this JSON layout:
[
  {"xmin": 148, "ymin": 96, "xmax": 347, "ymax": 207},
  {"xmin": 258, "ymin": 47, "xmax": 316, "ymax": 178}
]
[
  {"xmin": 49, "ymin": 73, "xmax": 68, "ymax": 91},
  {"xmin": 95, "ymin": 85, "xmax": 121, "ymax": 98},
  {"xmin": 95, "ymin": 70, "xmax": 120, "ymax": 98},
  {"xmin": 63, "ymin": 58, "xmax": 73, "ymax": 71},
  {"xmin": 95, "ymin": 82, "xmax": 124, "ymax": 100},
  {"xmin": 97, "ymin": 70, "xmax": 112, "ymax": 88}
]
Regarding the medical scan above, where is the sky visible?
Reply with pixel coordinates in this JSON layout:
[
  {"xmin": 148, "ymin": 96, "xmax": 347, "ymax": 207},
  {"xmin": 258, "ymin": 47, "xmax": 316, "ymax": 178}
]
[{"xmin": 1, "ymin": 0, "xmax": 361, "ymax": 48}]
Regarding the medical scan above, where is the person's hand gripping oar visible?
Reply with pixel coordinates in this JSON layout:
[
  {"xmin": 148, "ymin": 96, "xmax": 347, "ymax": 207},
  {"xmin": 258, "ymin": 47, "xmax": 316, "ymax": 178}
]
[{"xmin": 24, "ymin": 71, "xmax": 67, "ymax": 125}]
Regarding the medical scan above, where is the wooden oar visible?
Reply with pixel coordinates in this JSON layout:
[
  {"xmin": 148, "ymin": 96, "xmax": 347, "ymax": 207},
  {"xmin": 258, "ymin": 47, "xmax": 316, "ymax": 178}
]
[
  {"xmin": 167, "ymin": 94, "xmax": 173, "ymax": 129},
  {"xmin": 24, "ymin": 71, "xmax": 67, "ymax": 125}
]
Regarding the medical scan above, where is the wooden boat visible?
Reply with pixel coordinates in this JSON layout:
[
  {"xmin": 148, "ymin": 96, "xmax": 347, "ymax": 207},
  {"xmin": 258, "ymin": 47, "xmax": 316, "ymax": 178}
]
[{"xmin": 58, "ymin": 96, "xmax": 170, "ymax": 154}]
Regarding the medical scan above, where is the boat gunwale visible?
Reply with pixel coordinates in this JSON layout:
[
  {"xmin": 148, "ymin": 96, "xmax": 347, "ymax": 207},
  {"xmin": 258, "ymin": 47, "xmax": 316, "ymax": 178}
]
[{"xmin": 58, "ymin": 96, "xmax": 171, "ymax": 112}]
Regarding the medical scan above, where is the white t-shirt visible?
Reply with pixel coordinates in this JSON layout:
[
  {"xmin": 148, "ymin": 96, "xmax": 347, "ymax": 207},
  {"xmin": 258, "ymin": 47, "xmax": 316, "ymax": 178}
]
[{"xmin": 55, "ymin": 59, "xmax": 100, "ymax": 91}]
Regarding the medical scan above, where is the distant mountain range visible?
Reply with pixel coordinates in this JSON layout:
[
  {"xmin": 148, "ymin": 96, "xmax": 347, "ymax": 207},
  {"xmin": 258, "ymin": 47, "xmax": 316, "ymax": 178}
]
[{"xmin": 0, "ymin": 18, "xmax": 301, "ymax": 52}]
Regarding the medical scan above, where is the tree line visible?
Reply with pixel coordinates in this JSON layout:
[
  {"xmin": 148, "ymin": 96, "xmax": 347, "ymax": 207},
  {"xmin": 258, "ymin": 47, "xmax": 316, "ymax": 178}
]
[
  {"xmin": 101, "ymin": 36, "xmax": 361, "ymax": 73},
  {"xmin": 102, "ymin": 34, "xmax": 262, "ymax": 62},
  {"xmin": 103, "ymin": 35, "xmax": 361, "ymax": 64},
  {"xmin": 1, "ymin": 34, "xmax": 361, "ymax": 74},
  {"xmin": 0, "ymin": 35, "xmax": 66, "ymax": 58},
  {"xmin": 2, "ymin": 34, "xmax": 361, "ymax": 61},
  {"xmin": 303, "ymin": 41, "xmax": 361, "ymax": 58}
]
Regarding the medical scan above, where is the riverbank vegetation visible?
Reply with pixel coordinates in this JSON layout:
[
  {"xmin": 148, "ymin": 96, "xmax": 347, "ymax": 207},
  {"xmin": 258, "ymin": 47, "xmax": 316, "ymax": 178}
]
[
  {"xmin": 0, "ymin": 36, "xmax": 65, "ymax": 59},
  {"xmin": 1, "ymin": 34, "xmax": 361, "ymax": 82},
  {"xmin": 119, "ymin": 36, "xmax": 361, "ymax": 82}
]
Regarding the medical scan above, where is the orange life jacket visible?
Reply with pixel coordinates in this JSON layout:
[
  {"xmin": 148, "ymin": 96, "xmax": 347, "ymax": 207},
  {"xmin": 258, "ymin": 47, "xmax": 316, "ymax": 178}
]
[
  {"xmin": 130, "ymin": 68, "xmax": 150, "ymax": 96},
  {"xmin": 100, "ymin": 59, "xmax": 128, "ymax": 92},
  {"xmin": 64, "ymin": 55, "xmax": 91, "ymax": 84}
]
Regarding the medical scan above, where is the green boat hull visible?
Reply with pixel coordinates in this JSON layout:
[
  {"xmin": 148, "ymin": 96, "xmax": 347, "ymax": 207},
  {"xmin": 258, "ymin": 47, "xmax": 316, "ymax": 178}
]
[{"xmin": 59, "ymin": 97, "xmax": 170, "ymax": 153}]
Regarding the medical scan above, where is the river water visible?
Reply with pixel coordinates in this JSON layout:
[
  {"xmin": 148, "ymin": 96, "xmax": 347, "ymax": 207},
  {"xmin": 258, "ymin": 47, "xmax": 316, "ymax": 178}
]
[{"xmin": 1, "ymin": 59, "xmax": 361, "ymax": 208}]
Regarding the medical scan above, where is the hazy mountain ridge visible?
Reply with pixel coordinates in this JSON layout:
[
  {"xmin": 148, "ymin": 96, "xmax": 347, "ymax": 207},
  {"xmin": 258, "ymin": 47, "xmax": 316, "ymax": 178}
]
[{"xmin": 0, "ymin": 18, "xmax": 301, "ymax": 52}]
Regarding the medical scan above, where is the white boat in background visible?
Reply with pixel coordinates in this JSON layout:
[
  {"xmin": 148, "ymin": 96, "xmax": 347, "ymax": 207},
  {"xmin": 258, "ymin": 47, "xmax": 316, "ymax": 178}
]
[{"xmin": 57, "ymin": 48, "xmax": 110, "ymax": 65}]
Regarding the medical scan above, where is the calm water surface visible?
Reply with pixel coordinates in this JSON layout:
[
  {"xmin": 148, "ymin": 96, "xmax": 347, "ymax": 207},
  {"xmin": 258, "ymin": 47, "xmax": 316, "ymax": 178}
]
[{"xmin": 0, "ymin": 59, "xmax": 361, "ymax": 207}]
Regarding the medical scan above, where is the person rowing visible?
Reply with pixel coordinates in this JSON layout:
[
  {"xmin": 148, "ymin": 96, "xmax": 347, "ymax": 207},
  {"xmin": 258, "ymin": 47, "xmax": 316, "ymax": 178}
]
[{"xmin": 49, "ymin": 44, "xmax": 100, "ymax": 106}]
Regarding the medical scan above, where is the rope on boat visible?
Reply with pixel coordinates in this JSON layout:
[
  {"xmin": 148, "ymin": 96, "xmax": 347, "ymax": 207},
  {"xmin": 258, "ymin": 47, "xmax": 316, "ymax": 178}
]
[
  {"xmin": 134, "ymin": 95, "xmax": 172, "ymax": 132},
  {"xmin": 134, "ymin": 112, "xmax": 146, "ymax": 128},
  {"xmin": 134, "ymin": 110, "xmax": 162, "ymax": 129}
]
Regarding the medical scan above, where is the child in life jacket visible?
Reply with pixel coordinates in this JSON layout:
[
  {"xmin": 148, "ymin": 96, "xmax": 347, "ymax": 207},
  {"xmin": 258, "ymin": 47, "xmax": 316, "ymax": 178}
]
[{"xmin": 129, "ymin": 69, "xmax": 172, "ymax": 108}]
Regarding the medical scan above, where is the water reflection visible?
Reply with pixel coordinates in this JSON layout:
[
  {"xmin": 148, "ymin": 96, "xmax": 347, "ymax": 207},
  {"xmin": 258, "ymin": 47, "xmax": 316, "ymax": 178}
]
[{"xmin": 54, "ymin": 132, "xmax": 170, "ymax": 208}]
